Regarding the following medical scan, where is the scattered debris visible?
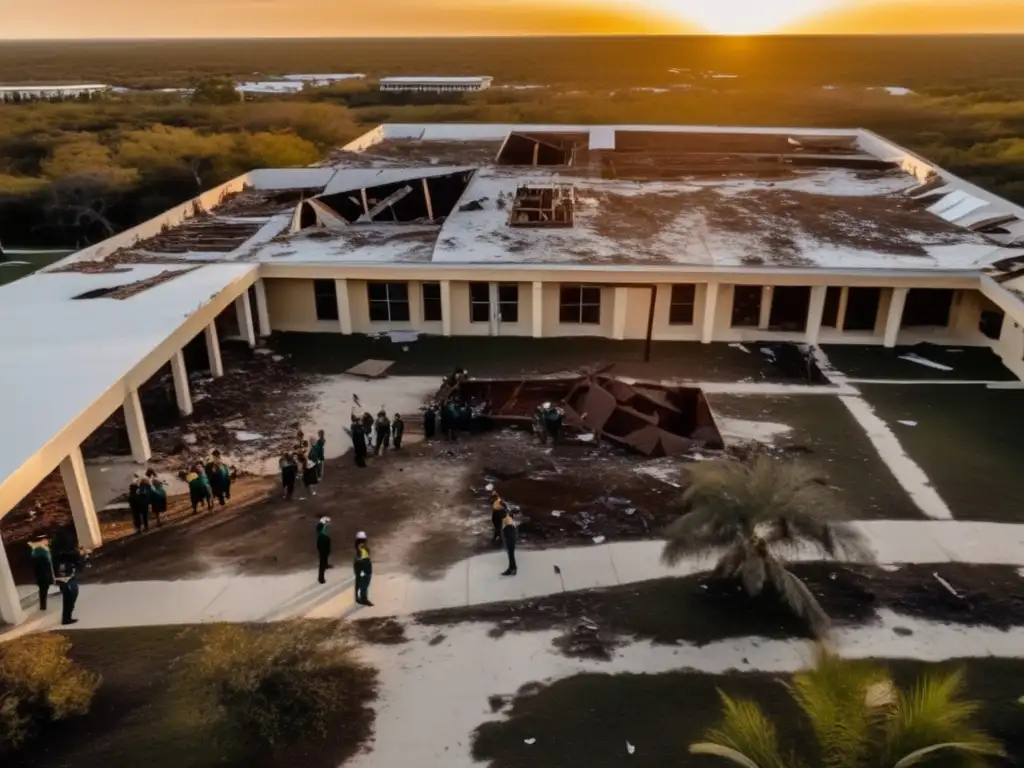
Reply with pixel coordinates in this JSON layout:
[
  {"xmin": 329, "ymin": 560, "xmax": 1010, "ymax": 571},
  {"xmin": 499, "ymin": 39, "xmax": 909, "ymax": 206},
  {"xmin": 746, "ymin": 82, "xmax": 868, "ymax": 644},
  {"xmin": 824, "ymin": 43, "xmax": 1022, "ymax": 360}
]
[
  {"xmin": 551, "ymin": 510, "xmax": 564, "ymax": 517},
  {"xmin": 345, "ymin": 359, "xmax": 395, "ymax": 379},
  {"xmin": 625, "ymin": 507, "xmax": 636, "ymax": 516},
  {"xmin": 428, "ymin": 633, "xmax": 447, "ymax": 646},
  {"xmin": 524, "ymin": 738, "xmax": 536, "ymax": 745},
  {"xmin": 730, "ymin": 343, "xmax": 751, "ymax": 353},
  {"xmin": 234, "ymin": 430, "xmax": 264, "ymax": 441},
  {"xmin": 592, "ymin": 535, "xmax": 606, "ymax": 544},
  {"xmin": 897, "ymin": 420, "xmax": 917, "ymax": 427},
  {"xmin": 899, "ymin": 353, "xmax": 953, "ymax": 372},
  {"xmin": 893, "ymin": 626, "xmax": 914, "ymax": 636},
  {"xmin": 933, "ymin": 572, "xmax": 962, "ymax": 599},
  {"xmin": 626, "ymin": 741, "xmax": 636, "ymax": 755}
]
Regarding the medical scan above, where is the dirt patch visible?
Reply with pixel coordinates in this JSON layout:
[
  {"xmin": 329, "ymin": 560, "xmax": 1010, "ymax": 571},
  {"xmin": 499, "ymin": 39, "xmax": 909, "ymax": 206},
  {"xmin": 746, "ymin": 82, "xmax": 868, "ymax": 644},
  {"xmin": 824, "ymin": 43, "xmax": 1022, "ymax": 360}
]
[
  {"xmin": 418, "ymin": 563, "xmax": 1024, "ymax": 656},
  {"xmin": 351, "ymin": 617, "xmax": 408, "ymax": 645}
]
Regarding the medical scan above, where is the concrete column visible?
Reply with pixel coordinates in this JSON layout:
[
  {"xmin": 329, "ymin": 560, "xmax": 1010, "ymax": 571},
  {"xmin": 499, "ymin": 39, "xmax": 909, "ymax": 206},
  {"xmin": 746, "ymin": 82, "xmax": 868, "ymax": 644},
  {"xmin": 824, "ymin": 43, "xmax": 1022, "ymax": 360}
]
[
  {"xmin": 235, "ymin": 291, "xmax": 256, "ymax": 348},
  {"xmin": 805, "ymin": 285, "xmax": 828, "ymax": 345},
  {"xmin": 253, "ymin": 280, "xmax": 271, "ymax": 337},
  {"xmin": 532, "ymin": 281, "xmax": 543, "ymax": 338},
  {"xmin": 884, "ymin": 287, "xmax": 908, "ymax": 348},
  {"xmin": 170, "ymin": 350, "xmax": 193, "ymax": 417},
  {"xmin": 123, "ymin": 389, "xmax": 151, "ymax": 463},
  {"xmin": 60, "ymin": 447, "xmax": 102, "ymax": 550},
  {"xmin": 204, "ymin": 323, "xmax": 224, "ymax": 378},
  {"xmin": 611, "ymin": 287, "xmax": 628, "ymax": 341},
  {"xmin": 836, "ymin": 287, "xmax": 849, "ymax": 332},
  {"xmin": 440, "ymin": 280, "xmax": 452, "ymax": 337},
  {"xmin": 702, "ymin": 283, "xmax": 719, "ymax": 344},
  {"xmin": 334, "ymin": 279, "xmax": 353, "ymax": 334},
  {"xmin": 489, "ymin": 282, "xmax": 500, "ymax": 336},
  {"xmin": 0, "ymin": 532, "xmax": 26, "ymax": 626},
  {"xmin": 758, "ymin": 286, "xmax": 773, "ymax": 330}
]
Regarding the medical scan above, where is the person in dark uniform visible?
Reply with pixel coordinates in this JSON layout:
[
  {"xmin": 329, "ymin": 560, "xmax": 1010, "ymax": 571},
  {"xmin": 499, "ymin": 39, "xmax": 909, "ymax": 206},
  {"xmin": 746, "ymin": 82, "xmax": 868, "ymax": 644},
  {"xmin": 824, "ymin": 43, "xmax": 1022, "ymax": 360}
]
[
  {"xmin": 501, "ymin": 511, "xmax": 518, "ymax": 576},
  {"xmin": 29, "ymin": 537, "xmax": 54, "ymax": 611},
  {"xmin": 55, "ymin": 563, "xmax": 79, "ymax": 625},
  {"xmin": 392, "ymin": 414, "xmax": 405, "ymax": 450},
  {"xmin": 301, "ymin": 450, "xmax": 319, "ymax": 497},
  {"xmin": 543, "ymin": 403, "xmax": 565, "ymax": 444},
  {"xmin": 441, "ymin": 401, "xmax": 458, "ymax": 441},
  {"xmin": 279, "ymin": 450, "xmax": 299, "ymax": 500},
  {"xmin": 145, "ymin": 469, "xmax": 167, "ymax": 526},
  {"xmin": 310, "ymin": 430, "xmax": 327, "ymax": 481},
  {"xmin": 316, "ymin": 516, "xmax": 332, "ymax": 584},
  {"xmin": 206, "ymin": 450, "xmax": 231, "ymax": 505},
  {"xmin": 185, "ymin": 465, "xmax": 212, "ymax": 514},
  {"xmin": 354, "ymin": 532, "xmax": 373, "ymax": 606},
  {"xmin": 360, "ymin": 412, "xmax": 375, "ymax": 451},
  {"xmin": 346, "ymin": 415, "xmax": 368, "ymax": 468},
  {"xmin": 422, "ymin": 404, "xmax": 437, "ymax": 440},
  {"xmin": 129, "ymin": 476, "xmax": 150, "ymax": 532},
  {"xmin": 374, "ymin": 411, "xmax": 391, "ymax": 455}
]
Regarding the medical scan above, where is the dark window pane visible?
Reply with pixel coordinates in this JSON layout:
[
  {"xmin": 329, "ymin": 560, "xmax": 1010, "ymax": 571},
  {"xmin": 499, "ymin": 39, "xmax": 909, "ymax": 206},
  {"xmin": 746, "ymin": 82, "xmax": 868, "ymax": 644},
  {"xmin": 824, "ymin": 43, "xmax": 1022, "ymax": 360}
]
[
  {"xmin": 580, "ymin": 304, "xmax": 601, "ymax": 324},
  {"xmin": 423, "ymin": 299, "xmax": 442, "ymax": 322},
  {"xmin": 822, "ymin": 287, "xmax": 841, "ymax": 328},
  {"xmin": 422, "ymin": 282, "xmax": 441, "ymax": 301},
  {"xmin": 471, "ymin": 301, "xmax": 490, "ymax": 323},
  {"xmin": 581, "ymin": 286, "xmax": 602, "ymax": 305},
  {"xmin": 499, "ymin": 302, "xmax": 519, "ymax": 323},
  {"xmin": 560, "ymin": 285, "xmax": 582, "ymax": 305},
  {"xmin": 387, "ymin": 282, "xmax": 409, "ymax": 302},
  {"xmin": 559, "ymin": 303, "xmax": 578, "ymax": 324},
  {"xmin": 367, "ymin": 282, "xmax": 388, "ymax": 301},
  {"xmin": 731, "ymin": 286, "xmax": 762, "ymax": 327},
  {"xmin": 470, "ymin": 282, "xmax": 489, "ymax": 302},
  {"xmin": 315, "ymin": 296, "xmax": 338, "ymax": 321},
  {"xmin": 668, "ymin": 302, "xmax": 693, "ymax": 325},
  {"xmin": 369, "ymin": 301, "xmax": 390, "ymax": 322},
  {"xmin": 390, "ymin": 300, "xmax": 411, "ymax": 323},
  {"xmin": 498, "ymin": 283, "xmax": 518, "ymax": 303},
  {"xmin": 313, "ymin": 279, "xmax": 337, "ymax": 299},
  {"xmin": 670, "ymin": 284, "xmax": 695, "ymax": 304}
]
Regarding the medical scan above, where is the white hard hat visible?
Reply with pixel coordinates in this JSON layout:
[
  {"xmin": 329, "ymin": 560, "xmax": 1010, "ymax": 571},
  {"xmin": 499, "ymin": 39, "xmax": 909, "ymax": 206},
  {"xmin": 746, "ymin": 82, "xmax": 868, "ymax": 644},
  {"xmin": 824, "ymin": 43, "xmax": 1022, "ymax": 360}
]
[
  {"xmin": 485, "ymin": 483, "xmax": 495, "ymax": 492},
  {"xmin": 319, "ymin": 516, "xmax": 330, "ymax": 525},
  {"xmin": 542, "ymin": 402, "xmax": 552, "ymax": 409},
  {"xmin": 355, "ymin": 531, "xmax": 368, "ymax": 540}
]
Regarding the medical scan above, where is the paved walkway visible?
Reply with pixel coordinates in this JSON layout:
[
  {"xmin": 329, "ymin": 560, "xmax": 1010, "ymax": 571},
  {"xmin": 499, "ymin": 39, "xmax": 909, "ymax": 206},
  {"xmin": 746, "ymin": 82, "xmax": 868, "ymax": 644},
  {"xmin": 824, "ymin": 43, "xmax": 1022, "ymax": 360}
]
[{"xmin": 4, "ymin": 519, "xmax": 1024, "ymax": 641}]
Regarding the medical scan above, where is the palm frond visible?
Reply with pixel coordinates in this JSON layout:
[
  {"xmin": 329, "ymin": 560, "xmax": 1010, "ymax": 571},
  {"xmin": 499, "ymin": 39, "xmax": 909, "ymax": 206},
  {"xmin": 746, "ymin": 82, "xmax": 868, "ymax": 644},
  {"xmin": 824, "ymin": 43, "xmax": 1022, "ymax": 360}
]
[
  {"xmin": 882, "ymin": 668, "xmax": 1004, "ymax": 768},
  {"xmin": 789, "ymin": 648, "xmax": 890, "ymax": 768},
  {"xmin": 661, "ymin": 505, "xmax": 745, "ymax": 566},
  {"xmin": 694, "ymin": 691, "xmax": 791, "ymax": 768},
  {"xmin": 766, "ymin": 559, "xmax": 830, "ymax": 636},
  {"xmin": 740, "ymin": 553, "xmax": 768, "ymax": 596},
  {"xmin": 891, "ymin": 742, "xmax": 1006, "ymax": 768},
  {"xmin": 713, "ymin": 541, "xmax": 748, "ymax": 579}
]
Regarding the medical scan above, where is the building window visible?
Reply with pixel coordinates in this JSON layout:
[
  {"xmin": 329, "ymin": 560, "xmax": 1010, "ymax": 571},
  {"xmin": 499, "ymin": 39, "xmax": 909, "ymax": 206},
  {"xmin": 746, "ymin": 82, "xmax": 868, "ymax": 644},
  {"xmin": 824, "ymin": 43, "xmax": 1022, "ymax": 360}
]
[
  {"xmin": 559, "ymin": 285, "xmax": 601, "ymax": 325},
  {"xmin": 422, "ymin": 282, "xmax": 443, "ymax": 322},
  {"xmin": 731, "ymin": 286, "xmax": 763, "ymax": 327},
  {"xmin": 497, "ymin": 283, "xmax": 519, "ymax": 323},
  {"xmin": 469, "ymin": 282, "xmax": 490, "ymax": 323},
  {"xmin": 367, "ymin": 282, "xmax": 410, "ymax": 323},
  {"xmin": 668, "ymin": 284, "xmax": 696, "ymax": 325},
  {"xmin": 313, "ymin": 280, "xmax": 339, "ymax": 321}
]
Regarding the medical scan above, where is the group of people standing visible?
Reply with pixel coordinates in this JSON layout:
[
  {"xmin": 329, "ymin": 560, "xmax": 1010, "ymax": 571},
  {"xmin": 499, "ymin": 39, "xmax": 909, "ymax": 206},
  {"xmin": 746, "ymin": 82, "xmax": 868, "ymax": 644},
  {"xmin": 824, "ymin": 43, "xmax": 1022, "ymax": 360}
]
[
  {"xmin": 315, "ymin": 517, "xmax": 374, "ymax": 606},
  {"xmin": 28, "ymin": 536, "xmax": 85, "ymax": 625},
  {"xmin": 279, "ymin": 429, "xmax": 326, "ymax": 500},
  {"xmin": 127, "ymin": 468, "xmax": 169, "ymax": 533},
  {"xmin": 183, "ymin": 450, "xmax": 233, "ymax": 516},
  {"xmin": 345, "ymin": 410, "xmax": 404, "ymax": 468}
]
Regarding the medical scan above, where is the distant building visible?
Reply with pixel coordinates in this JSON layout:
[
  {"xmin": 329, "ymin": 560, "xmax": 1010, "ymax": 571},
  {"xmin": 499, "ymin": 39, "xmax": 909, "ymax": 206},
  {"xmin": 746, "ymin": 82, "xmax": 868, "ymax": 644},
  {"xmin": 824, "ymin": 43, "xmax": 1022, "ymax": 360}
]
[
  {"xmin": 379, "ymin": 76, "xmax": 493, "ymax": 94},
  {"xmin": 0, "ymin": 84, "xmax": 109, "ymax": 103}
]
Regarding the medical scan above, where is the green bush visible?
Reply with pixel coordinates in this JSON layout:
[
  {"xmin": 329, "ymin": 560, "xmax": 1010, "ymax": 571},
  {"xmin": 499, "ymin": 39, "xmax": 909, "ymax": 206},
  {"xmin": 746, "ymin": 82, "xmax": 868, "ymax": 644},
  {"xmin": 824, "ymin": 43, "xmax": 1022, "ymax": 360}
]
[
  {"xmin": 0, "ymin": 633, "xmax": 101, "ymax": 751},
  {"xmin": 183, "ymin": 622, "xmax": 377, "ymax": 747}
]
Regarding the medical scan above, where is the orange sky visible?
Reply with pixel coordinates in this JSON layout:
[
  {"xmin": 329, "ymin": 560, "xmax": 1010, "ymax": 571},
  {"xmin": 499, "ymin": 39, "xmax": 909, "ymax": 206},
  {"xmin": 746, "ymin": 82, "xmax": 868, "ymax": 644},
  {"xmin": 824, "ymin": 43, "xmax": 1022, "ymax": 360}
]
[{"xmin": 5, "ymin": 0, "xmax": 1024, "ymax": 39}]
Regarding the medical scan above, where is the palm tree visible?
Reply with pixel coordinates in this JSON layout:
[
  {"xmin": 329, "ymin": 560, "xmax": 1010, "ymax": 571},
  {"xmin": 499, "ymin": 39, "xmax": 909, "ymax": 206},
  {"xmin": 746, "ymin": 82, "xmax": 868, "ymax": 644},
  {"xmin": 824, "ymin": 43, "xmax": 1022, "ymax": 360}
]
[
  {"xmin": 661, "ymin": 456, "xmax": 872, "ymax": 636},
  {"xmin": 691, "ymin": 648, "xmax": 1004, "ymax": 768}
]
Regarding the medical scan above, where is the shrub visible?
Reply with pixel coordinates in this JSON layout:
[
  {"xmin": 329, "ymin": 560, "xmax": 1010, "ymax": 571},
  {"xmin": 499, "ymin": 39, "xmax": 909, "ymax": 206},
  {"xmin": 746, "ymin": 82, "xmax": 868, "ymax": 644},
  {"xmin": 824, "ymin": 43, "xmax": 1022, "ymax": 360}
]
[
  {"xmin": 0, "ymin": 633, "xmax": 101, "ymax": 751},
  {"xmin": 183, "ymin": 622, "xmax": 377, "ymax": 747}
]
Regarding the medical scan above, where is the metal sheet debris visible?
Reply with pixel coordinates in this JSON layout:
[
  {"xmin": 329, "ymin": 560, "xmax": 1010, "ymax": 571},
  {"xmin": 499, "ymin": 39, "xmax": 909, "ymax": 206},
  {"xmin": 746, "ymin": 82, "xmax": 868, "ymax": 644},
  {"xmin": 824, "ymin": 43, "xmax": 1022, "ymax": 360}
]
[{"xmin": 345, "ymin": 359, "xmax": 395, "ymax": 379}]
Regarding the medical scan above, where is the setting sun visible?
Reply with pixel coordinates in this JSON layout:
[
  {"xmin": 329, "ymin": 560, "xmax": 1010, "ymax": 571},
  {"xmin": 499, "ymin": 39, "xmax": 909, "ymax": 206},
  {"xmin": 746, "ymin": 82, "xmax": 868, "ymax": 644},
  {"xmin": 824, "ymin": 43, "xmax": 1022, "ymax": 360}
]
[{"xmin": 639, "ymin": 0, "xmax": 849, "ymax": 34}]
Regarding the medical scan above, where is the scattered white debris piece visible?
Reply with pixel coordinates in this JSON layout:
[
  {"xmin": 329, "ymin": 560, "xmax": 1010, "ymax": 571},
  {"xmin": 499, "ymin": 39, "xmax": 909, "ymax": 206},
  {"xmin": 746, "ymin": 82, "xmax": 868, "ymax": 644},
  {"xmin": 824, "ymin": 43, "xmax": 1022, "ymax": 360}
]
[
  {"xmin": 897, "ymin": 420, "xmax": 917, "ymax": 427},
  {"xmin": 625, "ymin": 507, "xmax": 636, "ymax": 516},
  {"xmin": 899, "ymin": 353, "xmax": 953, "ymax": 372},
  {"xmin": 223, "ymin": 418, "xmax": 246, "ymax": 429},
  {"xmin": 626, "ymin": 741, "xmax": 636, "ymax": 755},
  {"xmin": 577, "ymin": 433, "xmax": 596, "ymax": 442},
  {"xmin": 933, "ymin": 572, "xmax": 962, "ymax": 598},
  {"xmin": 524, "ymin": 738, "xmax": 536, "ymax": 745},
  {"xmin": 388, "ymin": 330, "xmax": 420, "ymax": 343},
  {"xmin": 551, "ymin": 510, "xmax": 564, "ymax": 518},
  {"xmin": 254, "ymin": 348, "xmax": 273, "ymax": 356},
  {"xmin": 948, "ymin": 349, "xmax": 964, "ymax": 353},
  {"xmin": 635, "ymin": 465, "xmax": 682, "ymax": 487},
  {"xmin": 880, "ymin": 564, "xmax": 902, "ymax": 572},
  {"xmin": 689, "ymin": 453, "xmax": 707, "ymax": 461},
  {"xmin": 592, "ymin": 536, "xmax": 606, "ymax": 544},
  {"xmin": 401, "ymin": 345, "xmax": 410, "ymax": 352},
  {"xmin": 234, "ymin": 430, "xmax": 264, "ymax": 442},
  {"xmin": 98, "ymin": 467, "xmax": 109, "ymax": 473},
  {"xmin": 729, "ymin": 343, "xmax": 751, "ymax": 354},
  {"xmin": 272, "ymin": 355, "xmax": 285, "ymax": 362},
  {"xmin": 718, "ymin": 417, "xmax": 792, "ymax": 444},
  {"xmin": 485, "ymin": 483, "xmax": 495, "ymax": 492},
  {"xmin": 182, "ymin": 433, "xmax": 198, "ymax": 445}
]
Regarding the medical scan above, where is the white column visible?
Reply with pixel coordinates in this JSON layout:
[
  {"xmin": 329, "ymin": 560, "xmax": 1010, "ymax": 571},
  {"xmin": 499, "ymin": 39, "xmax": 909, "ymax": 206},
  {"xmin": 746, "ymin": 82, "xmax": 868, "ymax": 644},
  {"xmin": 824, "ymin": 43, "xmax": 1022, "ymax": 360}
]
[
  {"xmin": 884, "ymin": 287, "xmax": 908, "ymax": 348},
  {"xmin": 123, "ymin": 389, "xmax": 151, "ymax": 463},
  {"xmin": 60, "ymin": 447, "xmax": 102, "ymax": 550},
  {"xmin": 701, "ymin": 283, "xmax": 719, "ymax": 344},
  {"xmin": 532, "ymin": 281, "xmax": 543, "ymax": 338},
  {"xmin": 170, "ymin": 350, "xmax": 193, "ymax": 417},
  {"xmin": 253, "ymin": 279, "xmax": 271, "ymax": 337},
  {"xmin": 758, "ymin": 286, "xmax": 773, "ymax": 330},
  {"xmin": 0, "ymin": 532, "xmax": 26, "ymax": 626},
  {"xmin": 805, "ymin": 285, "xmax": 828, "ymax": 344},
  {"xmin": 204, "ymin": 323, "xmax": 224, "ymax": 378},
  {"xmin": 335, "ymin": 279, "xmax": 353, "ymax": 334},
  {"xmin": 836, "ymin": 287, "xmax": 849, "ymax": 332},
  {"xmin": 488, "ymin": 282, "xmax": 500, "ymax": 336},
  {"xmin": 440, "ymin": 280, "xmax": 452, "ymax": 337},
  {"xmin": 611, "ymin": 287, "xmax": 628, "ymax": 340},
  {"xmin": 235, "ymin": 291, "xmax": 256, "ymax": 348}
]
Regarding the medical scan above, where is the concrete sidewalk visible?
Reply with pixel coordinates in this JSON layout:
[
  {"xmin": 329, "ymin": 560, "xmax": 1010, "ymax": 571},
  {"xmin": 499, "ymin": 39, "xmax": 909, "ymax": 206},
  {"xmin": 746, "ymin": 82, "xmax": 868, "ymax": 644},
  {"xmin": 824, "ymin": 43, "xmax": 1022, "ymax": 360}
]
[{"xmin": 5, "ymin": 519, "xmax": 1024, "ymax": 640}]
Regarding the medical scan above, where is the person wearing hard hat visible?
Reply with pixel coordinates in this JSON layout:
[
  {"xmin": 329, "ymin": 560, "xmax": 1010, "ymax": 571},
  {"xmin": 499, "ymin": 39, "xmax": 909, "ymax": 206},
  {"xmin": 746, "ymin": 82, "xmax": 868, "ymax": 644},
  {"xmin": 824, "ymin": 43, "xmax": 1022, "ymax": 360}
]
[
  {"xmin": 501, "ymin": 510, "xmax": 518, "ymax": 577},
  {"xmin": 316, "ymin": 516, "xmax": 332, "ymax": 584},
  {"xmin": 489, "ymin": 487, "xmax": 507, "ymax": 545},
  {"xmin": 354, "ymin": 532, "xmax": 373, "ymax": 606}
]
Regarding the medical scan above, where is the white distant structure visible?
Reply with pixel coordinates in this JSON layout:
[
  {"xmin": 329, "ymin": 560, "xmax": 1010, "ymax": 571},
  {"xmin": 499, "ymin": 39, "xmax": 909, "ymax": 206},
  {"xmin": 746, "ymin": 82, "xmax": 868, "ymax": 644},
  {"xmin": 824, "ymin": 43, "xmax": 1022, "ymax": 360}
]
[
  {"xmin": 236, "ymin": 81, "xmax": 305, "ymax": 95},
  {"xmin": 280, "ymin": 73, "xmax": 366, "ymax": 84},
  {"xmin": 0, "ymin": 84, "xmax": 109, "ymax": 103},
  {"xmin": 380, "ymin": 76, "xmax": 493, "ymax": 94}
]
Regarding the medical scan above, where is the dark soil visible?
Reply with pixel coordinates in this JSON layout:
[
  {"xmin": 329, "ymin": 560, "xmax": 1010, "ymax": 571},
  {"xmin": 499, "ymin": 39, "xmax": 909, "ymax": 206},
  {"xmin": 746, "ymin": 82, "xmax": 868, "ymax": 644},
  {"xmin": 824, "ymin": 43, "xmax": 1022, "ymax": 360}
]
[
  {"xmin": 351, "ymin": 617, "xmax": 408, "ymax": 645},
  {"xmin": 8, "ymin": 624, "xmax": 379, "ymax": 768},
  {"xmin": 707, "ymin": 392, "xmax": 923, "ymax": 519},
  {"xmin": 857, "ymin": 383, "xmax": 1024, "ymax": 523},
  {"xmin": 472, "ymin": 659, "xmax": 1024, "ymax": 768},
  {"xmin": 418, "ymin": 562, "xmax": 1024, "ymax": 654},
  {"xmin": 822, "ymin": 342, "xmax": 1015, "ymax": 382}
]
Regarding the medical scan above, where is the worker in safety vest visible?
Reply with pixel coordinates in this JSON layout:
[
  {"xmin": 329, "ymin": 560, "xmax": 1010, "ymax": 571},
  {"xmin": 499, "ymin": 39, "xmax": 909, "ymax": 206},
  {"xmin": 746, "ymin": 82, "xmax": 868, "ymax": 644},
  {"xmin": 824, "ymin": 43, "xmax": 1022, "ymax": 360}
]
[{"xmin": 354, "ymin": 532, "xmax": 373, "ymax": 606}]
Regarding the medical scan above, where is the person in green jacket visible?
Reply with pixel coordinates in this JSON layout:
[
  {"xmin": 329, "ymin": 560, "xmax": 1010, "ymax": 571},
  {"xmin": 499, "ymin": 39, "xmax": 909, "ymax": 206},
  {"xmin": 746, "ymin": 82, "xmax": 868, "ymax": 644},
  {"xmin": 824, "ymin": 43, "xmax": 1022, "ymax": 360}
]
[
  {"xmin": 206, "ymin": 450, "xmax": 232, "ymax": 506},
  {"xmin": 186, "ymin": 464, "xmax": 212, "ymax": 514},
  {"xmin": 29, "ymin": 536, "xmax": 55, "ymax": 611},
  {"xmin": 55, "ymin": 562, "xmax": 79, "ymax": 626},
  {"xmin": 310, "ymin": 430, "xmax": 327, "ymax": 481},
  {"xmin": 145, "ymin": 469, "xmax": 167, "ymax": 526},
  {"xmin": 316, "ymin": 516, "xmax": 332, "ymax": 584},
  {"xmin": 354, "ymin": 532, "xmax": 373, "ymax": 606}
]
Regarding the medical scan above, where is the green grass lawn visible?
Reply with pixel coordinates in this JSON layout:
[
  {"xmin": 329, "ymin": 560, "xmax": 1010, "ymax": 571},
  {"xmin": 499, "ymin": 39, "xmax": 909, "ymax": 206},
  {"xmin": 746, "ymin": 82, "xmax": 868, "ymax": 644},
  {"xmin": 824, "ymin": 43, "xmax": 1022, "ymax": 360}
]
[{"xmin": 857, "ymin": 384, "xmax": 1024, "ymax": 523}]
